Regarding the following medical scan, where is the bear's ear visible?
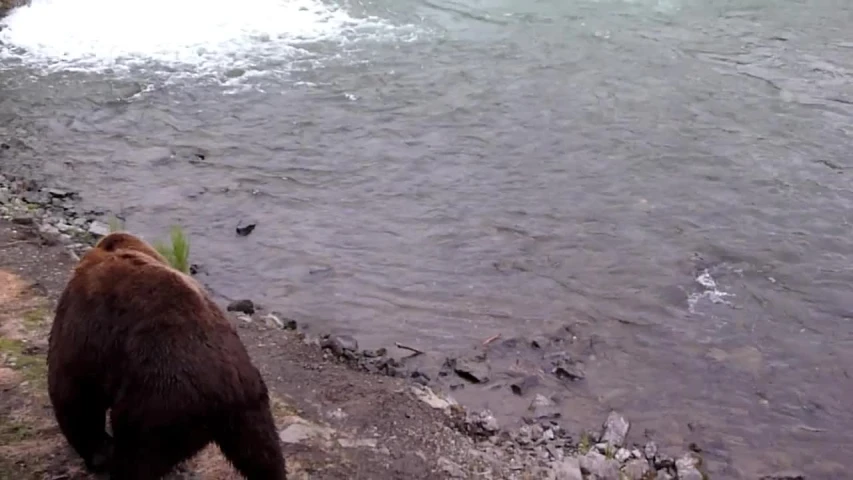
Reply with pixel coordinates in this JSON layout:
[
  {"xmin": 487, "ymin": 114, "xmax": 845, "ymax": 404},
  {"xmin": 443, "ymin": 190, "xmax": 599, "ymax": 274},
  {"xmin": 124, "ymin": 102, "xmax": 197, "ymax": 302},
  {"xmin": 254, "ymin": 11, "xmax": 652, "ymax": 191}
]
[{"xmin": 94, "ymin": 233, "xmax": 125, "ymax": 252}]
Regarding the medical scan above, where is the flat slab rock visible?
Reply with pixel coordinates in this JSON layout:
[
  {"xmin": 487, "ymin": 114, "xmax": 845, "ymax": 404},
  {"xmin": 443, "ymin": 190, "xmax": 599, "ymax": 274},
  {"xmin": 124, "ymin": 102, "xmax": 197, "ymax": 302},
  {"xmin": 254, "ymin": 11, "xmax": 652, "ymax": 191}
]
[{"xmin": 600, "ymin": 411, "xmax": 630, "ymax": 447}]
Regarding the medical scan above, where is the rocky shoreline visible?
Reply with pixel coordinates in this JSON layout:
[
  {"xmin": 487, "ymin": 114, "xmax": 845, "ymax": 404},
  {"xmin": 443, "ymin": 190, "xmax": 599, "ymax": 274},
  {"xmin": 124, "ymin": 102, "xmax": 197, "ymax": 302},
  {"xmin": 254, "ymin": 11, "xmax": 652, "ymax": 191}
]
[{"xmin": 0, "ymin": 170, "xmax": 761, "ymax": 479}]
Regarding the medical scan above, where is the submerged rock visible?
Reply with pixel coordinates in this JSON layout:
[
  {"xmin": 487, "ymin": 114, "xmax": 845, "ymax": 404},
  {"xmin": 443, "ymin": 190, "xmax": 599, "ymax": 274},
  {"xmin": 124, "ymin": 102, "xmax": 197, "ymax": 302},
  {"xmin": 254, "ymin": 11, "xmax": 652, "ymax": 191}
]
[
  {"xmin": 510, "ymin": 375, "xmax": 540, "ymax": 396},
  {"xmin": 235, "ymin": 222, "xmax": 256, "ymax": 236}
]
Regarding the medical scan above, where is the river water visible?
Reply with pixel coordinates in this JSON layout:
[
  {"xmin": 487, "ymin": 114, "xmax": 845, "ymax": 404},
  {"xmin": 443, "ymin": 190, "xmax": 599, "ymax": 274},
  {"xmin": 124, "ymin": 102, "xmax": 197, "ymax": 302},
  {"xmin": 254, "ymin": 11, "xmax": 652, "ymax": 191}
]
[{"xmin": 2, "ymin": 0, "xmax": 852, "ymax": 477}]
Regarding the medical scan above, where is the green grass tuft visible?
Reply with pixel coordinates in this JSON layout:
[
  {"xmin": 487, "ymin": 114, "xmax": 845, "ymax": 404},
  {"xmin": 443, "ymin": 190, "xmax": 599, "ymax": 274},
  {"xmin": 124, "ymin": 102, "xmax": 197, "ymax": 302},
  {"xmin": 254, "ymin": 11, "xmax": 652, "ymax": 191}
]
[
  {"xmin": 578, "ymin": 431, "xmax": 592, "ymax": 454},
  {"xmin": 107, "ymin": 215, "xmax": 124, "ymax": 233},
  {"xmin": 153, "ymin": 226, "xmax": 190, "ymax": 274}
]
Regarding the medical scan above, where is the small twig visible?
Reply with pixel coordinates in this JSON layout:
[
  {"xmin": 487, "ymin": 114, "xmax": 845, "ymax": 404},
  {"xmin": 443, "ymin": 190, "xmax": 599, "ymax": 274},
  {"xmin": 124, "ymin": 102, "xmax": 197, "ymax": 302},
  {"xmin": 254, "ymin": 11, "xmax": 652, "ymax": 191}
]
[
  {"xmin": 395, "ymin": 342, "xmax": 425, "ymax": 356},
  {"xmin": 0, "ymin": 240, "xmax": 30, "ymax": 248},
  {"xmin": 482, "ymin": 333, "xmax": 502, "ymax": 346}
]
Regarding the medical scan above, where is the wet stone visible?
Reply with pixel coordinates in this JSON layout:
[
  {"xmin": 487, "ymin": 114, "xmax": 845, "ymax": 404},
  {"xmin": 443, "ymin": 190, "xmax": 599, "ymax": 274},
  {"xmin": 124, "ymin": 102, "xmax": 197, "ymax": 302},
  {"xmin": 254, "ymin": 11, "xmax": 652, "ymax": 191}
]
[
  {"xmin": 320, "ymin": 335, "xmax": 359, "ymax": 357},
  {"xmin": 361, "ymin": 347, "xmax": 387, "ymax": 358},
  {"xmin": 410, "ymin": 370, "xmax": 430, "ymax": 385},
  {"xmin": 226, "ymin": 299, "xmax": 255, "ymax": 315},
  {"xmin": 451, "ymin": 356, "xmax": 491, "ymax": 384},
  {"xmin": 510, "ymin": 375, "xmax": 540, "ymax": 396}
]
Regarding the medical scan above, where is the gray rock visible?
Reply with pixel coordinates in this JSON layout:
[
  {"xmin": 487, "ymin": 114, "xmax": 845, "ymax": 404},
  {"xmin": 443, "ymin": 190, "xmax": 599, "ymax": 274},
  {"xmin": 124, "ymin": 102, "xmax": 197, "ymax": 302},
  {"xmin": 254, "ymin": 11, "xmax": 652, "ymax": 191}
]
[
  {"xmin": 262, "ymin": 313, "xmax": 296, "ymax": 330},
  {"xmin": 437, "ymin": 457, "xmax": 466, "ymax": 478},
  {"xmin": 655, "ymin": 471, "xmax": 674, "ymax": 480},
  {"xmin": 675, "ymin": 453, "xmax": 704, "ymax": 480},
  {"xmin": 579, "ymin": 450, "xmax": 620, "ymax": 480},
  {"xmin": 466, "ymin": 410, "xmax": 499, "ymax": 437},
  {"xmin": 514, "ymin": 425, "xmax": 533, "ymax": 445},
  {"xmin": 278, "ymin": 420, "xmax": 334, "ymax": 444},
  {"xmin": 552, "ymin": 360, "xmax": 585, "ymax": 381},
  {"xmin": 643, "ymin": 441, "xmax": 658, "ymax": 461},
  {"xmin": 600, "ymin": 411, "xmax": 630, "ymax": 447},
  {"xmin": 39, "ymin": 224, "xmax": 60, "ymax": 236},
  {"xmin": 545, "ymin": 443, "xmax": 564, "ymax": 461},
  {"xmin": 622, "ymin": 459, "xmax": 651, "ymax": 480},
  {"xmin": 410, "ymin": 385, "xmax": 455, "ymax": 411},
  {"xmin": 543, "ymin": 428, "xmax": 555, "ymax": 441},
  {"xmin": 320, "ymin": 334, "xmax": 358, "ymax": 356},
  {"xmin": 529, "ymin": 393, "xmax": 561, "ymax": 420},
  {"xmin": 453, "ymin": 356, "xmax": 491, "ymax": 383},
  {"xmin": 529, "ymin": 424, "xmax": 544, "ymax": 443},
  {"xmin": 758, "ymin": 473, "xmax": 805, "ymax": 480},
  {"xmin": 226, "ymin": 299, "xmax": 255, "ymax": 314},
  {"xmin": 614, "ymin": 448, "xmax": 632, "ymax": 463},
  {"xmin": 550, "ymin": 456, "xmax": 583, "ymax": 480},
  {"xmin": 45, "ymin": 188, "xmax": 73, "ymax": 198},
  {"xmin": 87, "ymin": 220, "xmax": 111, "ymax": 237}
]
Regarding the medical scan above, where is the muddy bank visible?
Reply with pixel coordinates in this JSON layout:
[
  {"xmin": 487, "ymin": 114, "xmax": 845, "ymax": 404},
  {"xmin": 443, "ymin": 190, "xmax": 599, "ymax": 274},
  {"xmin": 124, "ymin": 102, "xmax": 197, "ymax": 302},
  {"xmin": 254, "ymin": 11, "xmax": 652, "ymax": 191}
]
[{"xmin": 0, "ymin": 171, "xmax": 801, "ymax": 479}]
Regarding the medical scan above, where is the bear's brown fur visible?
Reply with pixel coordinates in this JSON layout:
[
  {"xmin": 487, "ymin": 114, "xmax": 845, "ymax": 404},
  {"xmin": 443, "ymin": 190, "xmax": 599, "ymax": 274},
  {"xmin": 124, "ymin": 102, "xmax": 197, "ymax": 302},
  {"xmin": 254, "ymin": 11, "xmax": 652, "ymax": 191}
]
[{"xmin": 47, "ymin": 231, "xmax": 286, "ymax": 479}]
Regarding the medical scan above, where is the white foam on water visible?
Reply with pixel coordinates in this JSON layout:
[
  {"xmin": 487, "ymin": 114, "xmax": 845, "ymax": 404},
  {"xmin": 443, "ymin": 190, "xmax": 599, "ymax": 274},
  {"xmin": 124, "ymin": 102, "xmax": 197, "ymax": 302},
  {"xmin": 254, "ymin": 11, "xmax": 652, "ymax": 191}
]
[
  {"xmin": 687, "ymin": 269, "xmax": 735, "ymax": 313},
  {"xmin": 0, "ymin": 0, "xmax": 408, "ymax": 75}
]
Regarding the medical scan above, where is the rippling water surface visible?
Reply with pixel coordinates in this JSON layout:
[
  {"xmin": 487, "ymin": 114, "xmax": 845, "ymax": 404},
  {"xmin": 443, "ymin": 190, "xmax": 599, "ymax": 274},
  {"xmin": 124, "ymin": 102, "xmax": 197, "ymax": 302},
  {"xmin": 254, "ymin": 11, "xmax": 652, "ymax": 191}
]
[{"xmin": 2, "ymin": 0, "xmax": 853, "ymax": 477}]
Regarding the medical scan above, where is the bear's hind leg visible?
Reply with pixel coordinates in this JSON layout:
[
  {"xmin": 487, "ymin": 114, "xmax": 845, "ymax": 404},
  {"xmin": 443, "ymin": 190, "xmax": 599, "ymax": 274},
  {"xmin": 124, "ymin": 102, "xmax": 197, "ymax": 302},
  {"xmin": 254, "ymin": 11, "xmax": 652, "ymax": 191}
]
[
  {"xmin": 215, "ymin": 398, "xmax": 287, "ymax": 480},
  {"xmin": 49, "ymin": 380, "xmax": 112, "ymax": 472},
  {"xmin": 109, "ymin": 422, "xmax": 211, "ymax": 480}
]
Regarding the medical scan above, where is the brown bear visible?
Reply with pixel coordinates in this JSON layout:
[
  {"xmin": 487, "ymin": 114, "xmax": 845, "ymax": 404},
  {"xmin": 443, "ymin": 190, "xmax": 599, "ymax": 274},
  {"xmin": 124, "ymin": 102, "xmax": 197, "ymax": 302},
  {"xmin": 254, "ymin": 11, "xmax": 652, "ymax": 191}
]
[{"xmin": 47, "ymin": 231, "xmax": 286, "ymax": 479}]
